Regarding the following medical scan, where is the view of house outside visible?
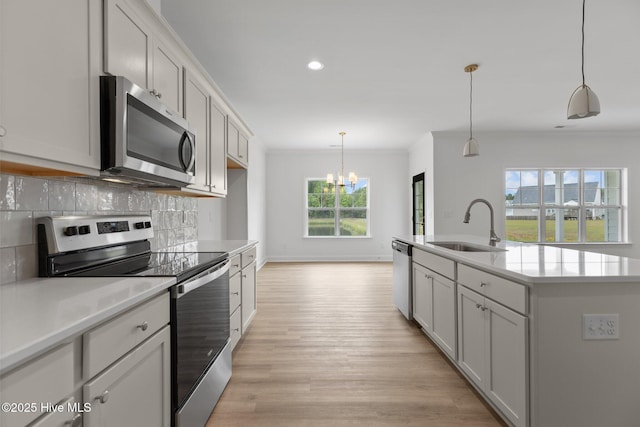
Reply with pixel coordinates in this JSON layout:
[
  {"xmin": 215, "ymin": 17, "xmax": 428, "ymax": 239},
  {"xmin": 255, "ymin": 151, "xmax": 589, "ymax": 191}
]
[
  {"xmin": 306, "ymin": 178, "xmax": 369, "ymax": 237},
  {"xmin": 505, "ymin": 169, "xmax": 622, "ymax": 243}
]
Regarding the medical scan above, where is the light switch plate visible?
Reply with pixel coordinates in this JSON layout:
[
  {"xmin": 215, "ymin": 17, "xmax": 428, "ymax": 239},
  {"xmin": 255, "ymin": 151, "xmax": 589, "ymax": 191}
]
[{"xmin": 583, "ymin": 314, "xmax": 619, "ymax": 340}]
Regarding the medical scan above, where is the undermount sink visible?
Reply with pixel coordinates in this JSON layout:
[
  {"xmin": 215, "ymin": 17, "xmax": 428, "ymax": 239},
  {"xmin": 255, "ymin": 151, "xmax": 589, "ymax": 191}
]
[{"xmin": 428, "ymin": 241, "xmax": 507, "ymax": 253}]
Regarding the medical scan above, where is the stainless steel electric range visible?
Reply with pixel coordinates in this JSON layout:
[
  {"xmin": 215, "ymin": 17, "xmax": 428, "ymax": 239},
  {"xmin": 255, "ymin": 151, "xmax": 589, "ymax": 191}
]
[{"xmin": 37, "ymin": 215, "xmax": 231, "ymax": 427}]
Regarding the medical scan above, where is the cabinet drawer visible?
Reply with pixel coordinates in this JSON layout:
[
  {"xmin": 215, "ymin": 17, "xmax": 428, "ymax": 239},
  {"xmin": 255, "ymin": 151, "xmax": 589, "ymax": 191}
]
[
  {"xmin": 229, "ymin": 273, "xmax": 241, "ymax": 314},
  {"xmin": 83, "ymin": 326, "xmax": 171, "ymax": 427},
  {"xmin": 84, "ymin": 292, "xmax": 169, "ymax": 379},
  {"xmin": 241, "ymin": 246, "xmax": 257, "ymax": 268},
  {"xmin": 457, "ymin": 264, "xmax": 526, "ymax": 314},
  {"xmin": 229, "ymin": 254, "xmax": 241, "ymax": 277},
  {"xmin": 230, "ymin": 307, "xmax": 242, "ymax": 350},
  {"xmin": 0, "ymin": 343, "xmax": 74, "ymax": 427},
  {"xmin": 30, "ymin": 396, "xmax": 80, "ymax": 427},
  {"xmin": 413, "ymin": 248, "xmax": 455, "ymax": 279}
]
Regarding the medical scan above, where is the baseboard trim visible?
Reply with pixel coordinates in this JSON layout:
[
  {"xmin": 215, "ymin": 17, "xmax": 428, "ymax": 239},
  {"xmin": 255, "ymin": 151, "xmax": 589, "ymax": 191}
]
[{"xmin": 265, "ymin": 256, "xmax": 393, "ymax": 263}]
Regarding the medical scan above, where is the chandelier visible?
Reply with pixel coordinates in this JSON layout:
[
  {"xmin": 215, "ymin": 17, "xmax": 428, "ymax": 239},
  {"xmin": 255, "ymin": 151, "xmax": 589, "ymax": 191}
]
[{"xmin": 326, "ymin": 132, "xmax": 357, "ymax": 188}]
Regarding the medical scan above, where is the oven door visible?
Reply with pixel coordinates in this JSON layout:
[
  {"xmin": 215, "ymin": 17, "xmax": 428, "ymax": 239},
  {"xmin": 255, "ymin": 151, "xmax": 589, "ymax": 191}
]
[{"xmin": 171, "ymin": 260, "xmax": 230, "ymax": 410}]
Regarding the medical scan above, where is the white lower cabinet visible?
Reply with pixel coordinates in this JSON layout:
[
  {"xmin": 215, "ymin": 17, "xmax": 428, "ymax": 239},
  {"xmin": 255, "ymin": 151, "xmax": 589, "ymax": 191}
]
[
  {"xmin": 83, "ymin": 325, "xmax": 171, "ymax": 427},
  {"xmin": 430, "ymin": 271, "xmax": 456, "ymax": 358},
  {"xmin": 412, "ymin": 248, "xmax": 456, "ymax": 360},
  {"xmin": 28, "ymin": 397, "xmax": 81, "ymax": 427},
  {"xmin": 0, "ymin": 343, "xmax": 75, "ymax": 427},
  {"xmin": 228, "ymin": 245, "xmax": 257, "ymax": 350},
  {"xmin": 457, "ymin": 285, "xmax": 527, "ymax": 427},
  {"xmin": 83, "ymin": 292, "xmax": 171, "ymax": 427},
  {"xmin": 412, "ymin": 262, "xmax": 433, "ymax": 332},
  {"xmin": 0, "ymin": 292, "xmax": 171, "ymax": 427},
  {"xmin": 241, "ymin": 260, "xmax": 257, "ymax": 333}
]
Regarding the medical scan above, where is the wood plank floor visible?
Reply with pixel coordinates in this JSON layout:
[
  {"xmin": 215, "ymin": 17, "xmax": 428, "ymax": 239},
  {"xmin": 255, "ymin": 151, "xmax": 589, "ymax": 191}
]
[{"xmin": 206, "ymin": 262, "xmax": 507, "ymax": 427}]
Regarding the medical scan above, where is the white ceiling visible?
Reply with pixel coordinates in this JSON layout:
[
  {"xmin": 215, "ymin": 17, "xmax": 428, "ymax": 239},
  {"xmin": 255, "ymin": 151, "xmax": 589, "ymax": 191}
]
[{"xmin": 160, "ymin": 0, "xmax": 640, "ymax": 150}]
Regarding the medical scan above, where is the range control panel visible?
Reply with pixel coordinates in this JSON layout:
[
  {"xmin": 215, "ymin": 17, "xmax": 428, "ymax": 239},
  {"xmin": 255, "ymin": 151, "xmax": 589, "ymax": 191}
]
[{"xmin": 38, "ymin": 215, "xmax": 154, "ymax": 255}]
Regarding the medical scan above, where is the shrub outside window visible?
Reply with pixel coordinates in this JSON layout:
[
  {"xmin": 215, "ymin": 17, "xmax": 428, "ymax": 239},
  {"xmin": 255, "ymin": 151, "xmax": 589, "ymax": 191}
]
[
  {"xmin": 306, "ymin": 178, "xmax": 369, "ymax": 237},
  {"xmin": 505, "ymin": 169, "xmax": 623, "ymax": 243}
]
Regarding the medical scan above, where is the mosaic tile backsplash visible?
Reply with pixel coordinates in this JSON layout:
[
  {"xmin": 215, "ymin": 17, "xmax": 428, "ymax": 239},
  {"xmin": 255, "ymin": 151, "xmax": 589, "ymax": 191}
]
[{"xmin": 0, "ymin": 174, "xmax": 199, "ymax": 284}]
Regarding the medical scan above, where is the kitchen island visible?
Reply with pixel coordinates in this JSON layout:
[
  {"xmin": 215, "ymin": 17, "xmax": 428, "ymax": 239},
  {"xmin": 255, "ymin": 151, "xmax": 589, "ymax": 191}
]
[{"xmin": 394, "ymin": 235, "xmax": 640, "ymax": 427}]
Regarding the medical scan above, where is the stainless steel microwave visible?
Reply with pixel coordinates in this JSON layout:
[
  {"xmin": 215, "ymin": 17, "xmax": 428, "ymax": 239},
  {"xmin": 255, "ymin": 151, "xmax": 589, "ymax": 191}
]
[{"xmin": 100, "ymin": 76, "xmax": 196, "ymax": 187}]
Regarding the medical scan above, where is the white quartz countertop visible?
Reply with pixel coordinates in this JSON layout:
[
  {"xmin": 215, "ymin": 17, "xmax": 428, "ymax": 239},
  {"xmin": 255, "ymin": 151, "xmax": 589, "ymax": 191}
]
[
  {"xmin": 394, "ymin": 235, "xmax": 640, "ymax": 284},
  {"xmin": 195, "ymin": 240, "xmax": 257, "ymax": 257},
  {"xmin": 0, "ymin": 276, "xmax": 175, "ymax": 375}
]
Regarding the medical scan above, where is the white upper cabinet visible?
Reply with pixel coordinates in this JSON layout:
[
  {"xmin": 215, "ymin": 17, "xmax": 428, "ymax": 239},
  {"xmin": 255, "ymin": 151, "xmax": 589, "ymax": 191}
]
[
  {"xmin": 0, "ymin": 0, "xmax": 101, "ymax": 173},
  {"xmin": 227, "ymin": 119, "xmax": 248, "ymax": 168},
  {"xmin": 104, "ymin": 0, "xmax": 183, "ymax": 114},
  {"xmin": 104, "ymin": 0, "xmax": 151, "ymax": 89},
  {"xmin": 184, "ymin": 70, "xmax": 210, "ymax": 193},
  {"xmin": 210, "ymin": 100, "xmax": 228, "ymax": 195},
  {"xmin": 151, "ymin": 40, "xmax": 183, "ymax": 115}
]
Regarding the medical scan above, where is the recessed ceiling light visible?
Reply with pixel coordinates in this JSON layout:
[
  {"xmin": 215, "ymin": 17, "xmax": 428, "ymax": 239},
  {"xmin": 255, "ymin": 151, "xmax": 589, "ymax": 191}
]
[{"xmin": 307, "ymin": 61, "xmax": 324, "ymax": 71}]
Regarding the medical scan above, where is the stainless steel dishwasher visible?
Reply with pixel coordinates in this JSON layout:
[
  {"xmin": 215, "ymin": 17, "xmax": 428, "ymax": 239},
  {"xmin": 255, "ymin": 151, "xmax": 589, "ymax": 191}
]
[{"xmin": 392, "ymin": 240, "xmax": 412, "ymax": 320}]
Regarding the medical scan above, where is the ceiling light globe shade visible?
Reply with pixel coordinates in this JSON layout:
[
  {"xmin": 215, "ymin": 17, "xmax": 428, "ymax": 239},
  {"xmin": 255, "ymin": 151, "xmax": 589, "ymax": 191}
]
[
  {"xmin": 307, "ymin": 61, "xmax": 324, "ymax": 71},
  {"xmin": 463, "ymin": 138, "xmax": 479, "ymax": 157},
  {"xmin": 567, "ymin": 84, "xmax": 600, "ymax": 119}
]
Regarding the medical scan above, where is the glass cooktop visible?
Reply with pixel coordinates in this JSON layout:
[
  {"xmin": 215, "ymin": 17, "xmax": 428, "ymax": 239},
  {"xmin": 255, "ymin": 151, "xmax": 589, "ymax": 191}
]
[{"xmin": 70, "ymin": 251, "xmax": 228, "ymax": 282}]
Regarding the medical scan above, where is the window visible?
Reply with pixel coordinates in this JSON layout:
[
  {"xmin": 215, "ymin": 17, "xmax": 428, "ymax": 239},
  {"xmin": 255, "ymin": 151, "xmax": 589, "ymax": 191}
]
[
  {"xmin": 306, "ymin": 178, "xmax": 369, "ymax": 237},
  {"xmin": 505, "ymin": 169, "xmax": 624, "ymax": 243}
]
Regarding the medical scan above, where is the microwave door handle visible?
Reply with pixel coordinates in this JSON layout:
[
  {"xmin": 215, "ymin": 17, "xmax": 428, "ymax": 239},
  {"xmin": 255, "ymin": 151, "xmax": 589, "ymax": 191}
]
[{"xmin": 178, "ymin": 132, "xmax": 196, "ymax": 173}]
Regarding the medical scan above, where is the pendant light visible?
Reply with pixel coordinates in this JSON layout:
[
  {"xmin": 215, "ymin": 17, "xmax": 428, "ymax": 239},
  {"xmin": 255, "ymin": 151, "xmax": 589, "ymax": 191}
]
[
  {"xmin": 463, "ymin": 64, "xmax": 479, "ymax": 157},
  {"xmin": 567, "ymin": 0, "xmax": 600, "ymax": 119},
  {"xmin": 326, "ymin": 132, "xmax": 357, "ymax": 188}
]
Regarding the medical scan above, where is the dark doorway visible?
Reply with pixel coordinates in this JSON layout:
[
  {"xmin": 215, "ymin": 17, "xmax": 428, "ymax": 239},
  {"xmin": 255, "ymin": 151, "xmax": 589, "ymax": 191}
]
[{"xmin": 412, "ymin": 173, "xmax": 425, "ymax": 236}]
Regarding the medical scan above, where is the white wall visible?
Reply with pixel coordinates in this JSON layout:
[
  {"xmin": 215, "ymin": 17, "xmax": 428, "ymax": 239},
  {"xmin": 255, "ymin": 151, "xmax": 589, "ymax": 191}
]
[
  {"xmin": 197, "ymin": 138, "xmax": 268, "ymax": 268},
  {"xmin": 431, "ymin": 130, "xmax": 640, "ymax": 258},
  {"xmin": 266, "ymin": 149, "xmax": 409, "ymax": 261},
  {"xmin": 247, "ymin": 138, "xmax": 267, "ymax": 267},
  {"xmin": 197, "ymin": 197, "xmax": 226, "ymax": 241}
]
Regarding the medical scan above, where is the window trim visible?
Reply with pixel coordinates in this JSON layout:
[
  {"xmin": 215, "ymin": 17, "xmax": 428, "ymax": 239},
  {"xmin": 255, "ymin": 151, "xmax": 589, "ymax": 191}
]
[
  {"xmin": 305, "ymin": 177, "xmax": 371, "ymax": 238},
  {"xmin": 504, "ymin": 168, "xmax": 626, "ymax": 243}
]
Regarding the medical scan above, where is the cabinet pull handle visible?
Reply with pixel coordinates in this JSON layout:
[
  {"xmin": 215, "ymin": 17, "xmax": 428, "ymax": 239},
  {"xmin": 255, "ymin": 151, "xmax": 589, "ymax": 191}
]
[
  {"xmin": 476, "ymin": 303, "xmax": 487, "ymax": 311},
  {"xmin": 137, "ymin": 321, "xmax": 149, "ymax": 331},
  {"xmin": 96, "ymin": 390, "xmax": 110, "ymax": 404},
  {"xmin": 242, "ymin": 274, "xmax": 247, "ymax": 278},
  {"xmin": 249, "ymin": 254, "xmax": 255, "ymax": 258},
  {"xmin": 233, "ymin": 264, "xmax": 240, "ymax": 268},
  {"xmin": 156, "ymin": 91, "xmax": 162, "ymax": 99},
  {"xmin": 234, "ymin": 328, "xmax": 240, "ymax": 332},
  {"xmin": 480, "ymin": 282, "xmax": 488, "ymax": 287},
  {"xmin": 0, "ymin": 126, "xmax": 6, "ymax": 137},
  {"xmin": 64, "ymin": 413, "xmax": 82, "ymax": 427},
  {"xmin": 232, "ymin": 291, "xmax": 239, "ymax": 296}
]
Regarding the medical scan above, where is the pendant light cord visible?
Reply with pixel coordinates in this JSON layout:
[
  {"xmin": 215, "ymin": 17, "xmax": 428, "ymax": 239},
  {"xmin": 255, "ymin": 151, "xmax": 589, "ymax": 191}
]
[
  {"xmin": 581, "ymin": 0, "xmax": 586, "ymax": 86},
  {"xmin": 469, "ymin": 70, "xmax": 473, "ymax": 140},
  {"xmin": 341, "ymin": 133, "xmax": 344, "ymax": 180}
]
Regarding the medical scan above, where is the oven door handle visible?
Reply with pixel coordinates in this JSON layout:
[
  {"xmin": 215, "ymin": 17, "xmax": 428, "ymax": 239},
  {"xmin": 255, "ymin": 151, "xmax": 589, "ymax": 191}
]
[{"xmin": 176, "ymin": 260, "xmax": 230, "ymax": 298}]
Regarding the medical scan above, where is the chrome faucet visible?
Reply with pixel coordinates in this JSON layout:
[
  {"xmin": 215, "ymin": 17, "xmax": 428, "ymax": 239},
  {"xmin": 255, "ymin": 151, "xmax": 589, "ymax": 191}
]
[{"xmin": 463, "ymin": 199, "xmax": 501, "ymax": 246}]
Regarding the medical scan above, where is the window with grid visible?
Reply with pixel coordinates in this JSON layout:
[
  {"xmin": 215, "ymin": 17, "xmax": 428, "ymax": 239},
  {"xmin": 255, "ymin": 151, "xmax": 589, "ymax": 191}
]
[
  {"xmin": 306, "ymin": 178, "xmax": 370, "ymax": 237},
  {"xmin": 505, "ymin": 169, "xmax": 624, "ymax": 243}
]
